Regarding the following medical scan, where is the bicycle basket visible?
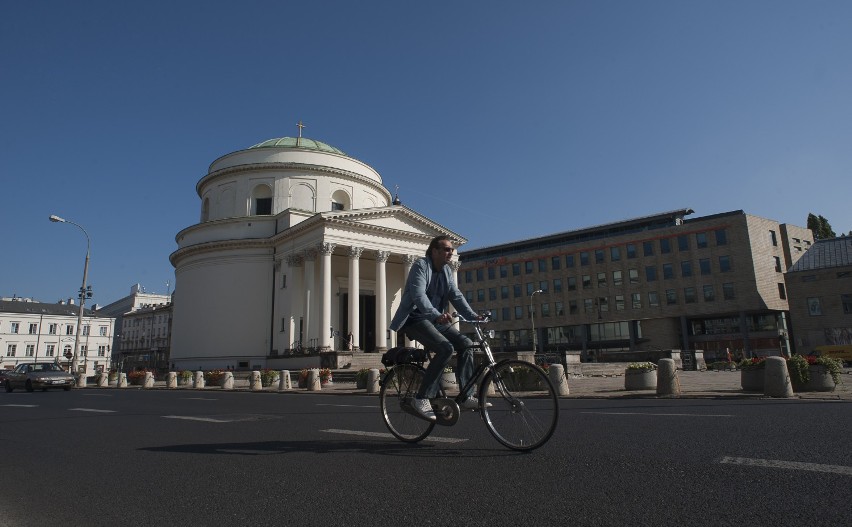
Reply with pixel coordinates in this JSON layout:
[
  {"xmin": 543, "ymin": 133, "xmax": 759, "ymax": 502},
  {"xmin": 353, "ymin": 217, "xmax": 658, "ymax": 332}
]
[{"xmin": 380, "ymin": 346, "xmax": 429, "ymax": 367}]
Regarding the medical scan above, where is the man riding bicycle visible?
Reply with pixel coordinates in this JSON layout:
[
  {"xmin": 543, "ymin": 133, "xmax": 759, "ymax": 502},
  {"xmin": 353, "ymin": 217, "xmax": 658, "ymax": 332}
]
[{"xmin": 389, "ymin": 235, "xmax": 484, "ymax": 421}]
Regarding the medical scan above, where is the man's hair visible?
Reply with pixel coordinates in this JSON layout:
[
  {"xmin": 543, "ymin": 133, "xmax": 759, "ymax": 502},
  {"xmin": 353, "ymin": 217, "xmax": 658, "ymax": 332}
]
[{"xmin": 425, "ymin": 235, "xmax": 452, "ymax": 257}]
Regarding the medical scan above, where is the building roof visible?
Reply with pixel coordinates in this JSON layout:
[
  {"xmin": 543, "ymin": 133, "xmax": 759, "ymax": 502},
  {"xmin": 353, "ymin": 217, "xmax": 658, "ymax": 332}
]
[
  {"xmin": 248, "ymin": 137, "xmax": 346, "ymax": 155},
  {"xmin": 789, "ymin": 236, "xmax": 852, "ymax": 272},
  {"xmin": 0, "ymin": 299, "xmax": 105, "ymax": 317}
]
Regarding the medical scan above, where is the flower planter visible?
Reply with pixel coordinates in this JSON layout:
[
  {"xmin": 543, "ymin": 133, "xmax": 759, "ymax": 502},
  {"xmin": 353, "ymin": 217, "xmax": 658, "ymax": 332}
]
[
  {"xmin": 624, "ymin": 369, "xmax": 656, "ymax": 390},
  {"xmin": 740, "ymin": 369, "xmax": 764, "ymax": 392},
  {"xmin": 792, "ymin": 365, "xmax": 836, "ymax": 393}
]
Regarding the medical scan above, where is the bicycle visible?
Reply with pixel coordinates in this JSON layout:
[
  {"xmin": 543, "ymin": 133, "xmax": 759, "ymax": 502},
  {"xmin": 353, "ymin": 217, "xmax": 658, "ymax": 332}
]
[{"xmin": 379, "ymin": 312, "xmax": 559, "ymax": 451}]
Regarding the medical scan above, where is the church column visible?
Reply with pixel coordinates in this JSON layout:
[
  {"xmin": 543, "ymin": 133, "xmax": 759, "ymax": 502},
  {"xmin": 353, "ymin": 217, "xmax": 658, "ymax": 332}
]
[
  {"xmin": 285, "ymin": 254, "xmax": 303, "ymax": 350},
  {"xmin": 375, "ymin": 251, "xmax": 390, "ymax": 353},
  {"xmin": 348, "ymin": 246, "xmax": 363, "ymax": 351},
  {"xmin": 303, "ymin": 248, "xmax": 317, "ymax": 349},
  {"xmin": 319, "ymin": 243, "xmax": 335, "ymax": 351},
  {"xmin": 402, "ymin": 254, "xmax": 418, "ymax": 347}
]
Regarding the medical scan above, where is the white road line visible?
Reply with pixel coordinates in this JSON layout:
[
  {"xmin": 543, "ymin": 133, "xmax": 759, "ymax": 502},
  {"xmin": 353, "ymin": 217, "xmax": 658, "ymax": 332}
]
[
  {"xmin": 69, "ymin": 408, "xmax": 117, "ymax": 413},
  {"xmin": 721, "ymin": 456, "xmax": 852, "ymax": 476},
  {"xmin": 316, "ymin": 403, "xmax": 376, "ymax": 408},
  {"xmin": 321, "ymin": 428, "xmax": 468, "ymax": 444},
  {"xmin": 82, "ymin": 393, "xmax": 112, "ymax": 397},
  {"xmin": 582, "ymin": 411, "xmax": 734, "ymax": 417},
  {"xmin": 1, "ymin": 404, "xmax": 38, "ymax": 407},
  {"xmin": 181, "ymin": 397, "xmax": 218, "ymax": 401},
  {"xmin": 162, "ymin": 415, "xmax": 231, "ymax": 423}
]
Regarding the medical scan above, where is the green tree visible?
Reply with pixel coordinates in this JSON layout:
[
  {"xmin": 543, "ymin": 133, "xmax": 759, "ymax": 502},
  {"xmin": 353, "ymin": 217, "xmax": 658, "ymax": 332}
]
[{"xmin": 806, "ymin": 213, "xmax": 836, "ymax": 240}]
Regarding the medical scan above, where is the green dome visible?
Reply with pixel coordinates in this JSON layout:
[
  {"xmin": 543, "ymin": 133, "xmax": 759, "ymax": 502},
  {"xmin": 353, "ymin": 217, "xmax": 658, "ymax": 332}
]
[{"xmin": 248, "ymin": 137, "xmax": 346, "ymax": 155}]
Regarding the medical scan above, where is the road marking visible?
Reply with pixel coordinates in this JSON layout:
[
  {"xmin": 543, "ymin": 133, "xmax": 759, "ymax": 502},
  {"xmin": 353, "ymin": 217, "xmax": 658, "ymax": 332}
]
[
  {"xmin": 82, "ymin": 393, "xmax": 112, "ymax": 397},
  {"xmin": 181, "ymin": 397, "xmax": 218, "ymax": 401},
  {"xmin": 582, "ymin": 411, "xmax": 734, "ymax": 417},
  {"xmin": 720, "ymin": 456, "xmax": 852, "ymax": 476},
  {"xmin": 163, "ymin": 415, "xmax": 231, "ymax": 423},
  {"xmin": 316, "ymin": 403, "xmax": 376, "ymax": 408},
  {"xmin": 1, "ymin": 404, "xmax": 38, "ymax": 407},
  {"xmin": 69, "ymin": 408, "xmax": 117, "ymax": 413},
  {"xmin": 321, "ymin": 428, "xmax": 468, "ymax": 444}
]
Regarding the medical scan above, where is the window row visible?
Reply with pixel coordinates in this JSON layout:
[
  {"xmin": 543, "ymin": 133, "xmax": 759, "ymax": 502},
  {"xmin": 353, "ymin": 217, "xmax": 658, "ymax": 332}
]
[
  {"xmin": 0, "ymin": 322, "xmax": 109, "ymax": 336},
  {"xmin": 4, "ymin": 343, "xmax": 107, "ymax": 357},
  {"xmin": 806, "ymin": 294, "xmax": 852, "ymax": 316}
]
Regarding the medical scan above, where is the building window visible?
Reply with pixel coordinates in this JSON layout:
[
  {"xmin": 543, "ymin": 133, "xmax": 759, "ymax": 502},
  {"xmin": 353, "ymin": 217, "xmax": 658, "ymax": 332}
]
[
  {"xmin": 703, "ymin": 285, "xmax": 715, "ymax": 302},
  {"xmin": 465, "ymin": 291, "xmax": 473, "ymax": 302},
  {"xmin": 778, "ymin": 283, "xmax": 786, "ymax": 300},
  {"xmin": 610, "ymin": 247, "xmax": 621, "ymax": 262},
  {"xmin": 631, "ymin": 293, "xmax": 642, "ymax": 309},
  {"xmin": 774, "ymin": 257, "xmax": 782, "ymax": 273},
  {"xmin": 719, "ymin": 256, "xmax": 731, "ymax": 273},
  {"xmin": 476, "ymin": 269, "xmax": 484, "ymax": 281},
  {"xmin": 626, "ymin": 244, "xmax": 636, "ymax": 259},
  {"xmin": 25, "ymin": 344, "xmax": 35, "ymax": 357},
  {"xmin": 6, "ymin": 344, "xmax": 17, "ymax": 357},
  {"xmin": 648, "ymin": 291, "xmax": 660, "ymax": 307},
  {"xmin": 699, "ymin": 258, "xmax": 711, "ymax": 276},
  {"xmin": 629, "ymin": 269, "xmax": 639, "ymax": 284},
  {"xmin": 615, "ymin": 295, "xmax": 625, "ymax": 311},
  {"xmin": 684, "ymin": 287, "xmax": 696, "ymax": 304},
  {"xmin": 582, "ymin": 275, "xmax": 592, "ymax": 290},
  {"xmin": 82, "ymin": 325, "xmax": 90, "ymax": 336},
  {"xmin": 539, "ymin": 281, "xmax": 548, "ymax": 293},
  {"xmin": 551, "ymin": 257, "xmax": 561, "ymax": 271},
  {"xmin": 567, "ymin": 277, "xmax": 577, "ymax": 291},
  {"xmin": 643, "ymin": 241, "xmax": 654, "ymax": 257},
  {"xmin": 98, "ymin": 345, "xmax": 107, "ymax": 357},
  {"xmin": 597, "ymin": 272, "xmax": 607, "ymax": 287},
  {"xmin": 513, "ymin": 284, "xmax": 522, "ymax": 298},
  {"xmin": 10, "ymin": 322, "xmax": 19, "ymax": 334},
  {"xmin": 553, "ymin": 279, "xmax": 562, "ymax": 293},
  {"xmin": 514, "ymin": 306, "xmax": 523, "ymax": 319},
  {"xmin": 28, "ymin": 323, "xmax": 38, "ymax": 334},
  {"xmin": 477, "ymin": 289, "xmax": 485, "ymax": 302},
  {"xmin": 565, "ymin": 254, "xmax": 574, "ymax": 268},
  {"xmin": 769, "ymin": 230, "xmax": 778, "ymax": 246},
  {"xmin": 580, "ymin": 252, "xmax": 590, "ymax": 266},
  {"xmin": 843, "ymin": 294, "xmax": 852, "ymax": 315},
  {"xmin": 666, "ymin": 289, "xmax": 677, "ymax": 305},
  {"xmin": 500, "ymin": 265, "xmax": 508, "ymax": 278},
  {"xmin": 569, "ymin": 300, "xmax": 578, "ymax": 314},
  {"xmin": 66, "ymin": 325, "xmax": 74, "ymax": 335},
  {"xmin": 541, "ymin": 304, "xmax": 551, "ymax": 318},
  {"xmin": 502, "ymin": 307, "xmax": 510, "ymax": 321},
  {"xmin": 501, "ymin": 286, "xmax": 509, "ymax": 300},
  {"xmin": 489, "ymin": 288, "xmax": 497, "ymax": 301},
  {"xmin": 584, "ymin": 299, "xmax": 594, "ymax": 314},
  {"xmin": 45, "ymin": 345, "xmax": 55, "ymax": 357},
  {"xmin": 525, "ymin": 261, "xmax": 534, "ymax": 274},
  {"xmin": 723, "ymin": 283, "xmax": 735, "ymax": 300},
  {"xmin": 512, "ymin": 263, "xmax": 521, "ymax": 276},
  {"xmin": 555, "ymin": 302, "xmax": 564, "ymax": 316},
  {"xmin": 612, "ymin": 270, "xmax": 623, "ymax": 286},
  {"xmin": 597, "ymin": 297, "xmax": 609, "ymax": 312},
  {"xmin": 49, "ymin": 323, "xmax": 57, "ymax": 335},
  {"xmin": 538, "ymin": 259, "xmax": 547, "ymax": 273},
  {"xmin": 660, "ymin": 238, "xmax": 671, "ymax": 254},
  {"xmin": 677, "ymin": 235, "xmax": 689, "ymax": 251},
  {"xmin": 696, "ymin": 232, "xmax": 708, "ymax": 249},
  {"xmin": 715, "ymin": 229, "xmax": 728, "ymax": 246},
  {"xmin": 807, "ymin": 297, "xmax": 822, "ymax": 316},
  {"xmin": 488, "ymin": 267, "xmax": 496, "ymax": 280},
  {"xmin": 645, "ymin": 266, "xmax": 657, "ymax": 282},
  {"xmin": 662, "ymin": 263, "xmax": 674, "ymax": 280},
  {"xmin": 681, "ymin": 261, "xmax": 693, "ymax": 278},
  {"xmin": 526, "ymin": 283, "xmax": 535, "ymax": 295},
  {"xmin": 595, "ymin": 249, "xmax": 605, "ymax": 264}
]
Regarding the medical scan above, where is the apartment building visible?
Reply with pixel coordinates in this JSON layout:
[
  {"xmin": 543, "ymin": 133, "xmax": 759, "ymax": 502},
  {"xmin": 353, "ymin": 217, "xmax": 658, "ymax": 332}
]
[
  {"xmin": 457, "ymin": 209, "xmax": 812, "ymax": 362},
  {"xmin": 116, "ymin": 302, "xmax": 173, "ymax": 373}
]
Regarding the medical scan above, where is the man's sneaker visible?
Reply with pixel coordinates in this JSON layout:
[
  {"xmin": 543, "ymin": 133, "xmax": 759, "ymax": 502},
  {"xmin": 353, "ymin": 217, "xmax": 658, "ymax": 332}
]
[
  {"xmin": 411, "ymin": 397, "xmax": 436, "ymax": 421},
  {"xmin": 460, "ymin": 397, "xmax": 492, "ymax": 410}
]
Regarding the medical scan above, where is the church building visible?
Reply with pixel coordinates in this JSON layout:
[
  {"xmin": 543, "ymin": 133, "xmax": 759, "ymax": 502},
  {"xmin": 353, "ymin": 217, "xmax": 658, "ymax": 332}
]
[{"xmin": 169, "ymin": 131, "xmax": 465, "ymax": 370}]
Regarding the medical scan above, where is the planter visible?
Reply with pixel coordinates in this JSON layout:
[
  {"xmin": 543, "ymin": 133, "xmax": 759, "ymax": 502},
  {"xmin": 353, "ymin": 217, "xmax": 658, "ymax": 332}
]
[
  {"xmin": 624, "ymin": 369, "xmax": 656, "ymax": 390},
  {"xmin": 740, "ymin": 369, "xmax": 764, "ymax": 392},
  {"xmin": 792, "ymin": 365, "xmax": 836, "ymax": 393}
]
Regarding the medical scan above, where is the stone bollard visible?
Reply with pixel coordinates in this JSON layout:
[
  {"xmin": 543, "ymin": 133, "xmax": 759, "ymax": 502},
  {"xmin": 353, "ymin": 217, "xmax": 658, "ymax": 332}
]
[
  {"xmin": 222, "ymin": 371, "xmax": 234, "ymax": 390},
  {"xmin": 279, "ymin": 370, "xmax": 292, "ymax": 391},
  {"xmin": 366, "ymin": 368, "xmax": 381, "ymax": 394},
  {"xmin": 194, "ymin": 371, "xmax": 205, "ymax": 389},
  {"xmin": 250, "ymin": 371, "xmax": 262, "ymax": 391},
  {"xmin": 143, "ymin": 371, "xmax": 155, "ymax": 389},
  {"xmin": 97, "ymin": 372, "xmax": 109, "ymax": 387},
  {"xmin": 307, "ymin": 368, "xmax": 321, "ymax": 391},
  {"xmin": 764, "ymin": 356, "xmax": 794, "ymax": 398},
  {"xmin": 118, "ymin": 373, "xmax": 128, "ymax": 388},
  {"xmin": 167, "ymin": 372, "xmax": 177, "ymax": 389},
  {"xmin": 76, "ymin": 374, "xmax": 87, "ymax": 388},
  {"xmin": 656, "ymin": 358, "xmax": 681, "ymax": 396},
  {"xmin": 548, "ymin": 364, "xmax": 570, "ymax": 396}
]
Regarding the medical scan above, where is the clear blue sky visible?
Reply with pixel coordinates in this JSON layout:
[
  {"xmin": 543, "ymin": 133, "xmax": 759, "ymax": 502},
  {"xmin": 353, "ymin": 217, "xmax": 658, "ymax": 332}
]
[{"xmin": 2, "ymin": 0, "xmax": 851, "ymax": 306}]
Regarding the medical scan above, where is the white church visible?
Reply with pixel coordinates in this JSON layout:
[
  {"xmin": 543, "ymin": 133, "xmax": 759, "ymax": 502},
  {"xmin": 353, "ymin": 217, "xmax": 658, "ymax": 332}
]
[{"xmin": 169, "ymin": 130, "xmax": 467, "ymax": 370}]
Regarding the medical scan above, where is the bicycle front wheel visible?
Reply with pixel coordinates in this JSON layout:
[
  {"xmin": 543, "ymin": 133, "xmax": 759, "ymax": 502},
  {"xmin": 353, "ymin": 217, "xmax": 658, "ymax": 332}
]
[
  {"xmin": 380, "ymin": 364, "xmax": 435, "ymax": 443},
  {"xmin": 480, "ymin": 360, "xmax": 558, "ymax": 451}
]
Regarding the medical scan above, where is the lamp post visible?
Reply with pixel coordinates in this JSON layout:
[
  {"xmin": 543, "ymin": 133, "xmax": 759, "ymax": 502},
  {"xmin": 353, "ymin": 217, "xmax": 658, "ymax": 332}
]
[
  {"xmin": 530, "ymin": 289, "xmax": 543, "ymax": 354},
  {"xmin": 49, "ymin": 214, "xmax": 91, "ymax": 377}
]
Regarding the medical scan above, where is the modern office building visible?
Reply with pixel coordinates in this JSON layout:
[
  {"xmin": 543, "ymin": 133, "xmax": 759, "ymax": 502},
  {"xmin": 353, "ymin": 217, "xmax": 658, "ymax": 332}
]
[
  {"xmin": 0, "ymin": 297, "xmax": 115, "ymax": 376},
  {"xmin": 458, "ymin": 209, "xmax": 813, "ymax": 361},
  {"xmin": 785, "ymin": 235, "xmax": 852, "ymax": 354}
]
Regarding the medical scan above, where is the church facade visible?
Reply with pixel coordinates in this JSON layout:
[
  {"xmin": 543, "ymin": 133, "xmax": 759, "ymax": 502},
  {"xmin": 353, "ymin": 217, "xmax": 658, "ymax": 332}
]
[{"xmin": 169, "ymin": 135, "xmax": 464, "ymax": 370}]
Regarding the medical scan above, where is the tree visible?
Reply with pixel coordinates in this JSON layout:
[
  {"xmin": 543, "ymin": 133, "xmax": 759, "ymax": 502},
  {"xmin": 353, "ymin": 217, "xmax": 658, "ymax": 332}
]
[{"xmin": 806, "ymin": 213, "xmax": 836, "ymax": 240}]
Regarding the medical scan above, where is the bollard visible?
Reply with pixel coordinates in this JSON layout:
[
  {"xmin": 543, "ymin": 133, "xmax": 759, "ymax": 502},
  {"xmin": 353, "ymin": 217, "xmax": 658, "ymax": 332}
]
[
  {"xmin": 222, "ymin": 371, "xmax": 234, "ymax": 390},
  {"xmin": 764, "ymin": 356, "xmax": 793, "ymax": 398},
  {"xmin": 548, "ymin": 364, "xmax": 570, "ymax": 396},
  {"xmin": 97, "ymin": 372, "xmax": 109, "ymax": 388},
  {"xmin": 656, "ymin": 358, "xmax": 681, "ymax": 396},
  {"xmin": 194, "ymin": 371, "xmax": 205, "ymax": 389},
  {"xmin": 167, "ymin": 372, "xmax": 177, "ymax": 389},
  {"xmin": 76, "ymin": 374, "xmax": 87, "ymax": 388},
  {"xmin": 250, "ymin": 371, "xmax": 262, "ymax": 391},
  {"xmin": 118, "ymin": 373, "xmax": 128, "ymax": 388},
  {"xmin": 143, "ymin": 371, "xmax": 155, "ymax": 389},
  {"xmin": 307, "ymin": 368, "xmax": 321, "ymax": 391},
  {"xmin": 366, "ymin": 368, "xmax": 380, "ymax": 394},
  {"xmin": 279, "ymin": 370, "xmax": 292, "ymax": 391}
]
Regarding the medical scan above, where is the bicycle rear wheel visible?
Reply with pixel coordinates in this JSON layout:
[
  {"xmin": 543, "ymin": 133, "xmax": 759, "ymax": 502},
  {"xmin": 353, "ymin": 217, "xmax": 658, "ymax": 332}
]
[
  {"xmin": 380, "ymin": 364, "xmax": 435, "ymax": 443},
  {"xmin": 480, "ymin": 360, "xmax": 558, "ymax": 451}
]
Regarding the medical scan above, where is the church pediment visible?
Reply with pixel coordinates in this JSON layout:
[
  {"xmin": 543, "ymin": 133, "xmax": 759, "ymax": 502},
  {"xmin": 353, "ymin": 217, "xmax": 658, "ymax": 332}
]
[{"xmin": 324, "ymin": 206, "xmax": 466, "ymax": 242}]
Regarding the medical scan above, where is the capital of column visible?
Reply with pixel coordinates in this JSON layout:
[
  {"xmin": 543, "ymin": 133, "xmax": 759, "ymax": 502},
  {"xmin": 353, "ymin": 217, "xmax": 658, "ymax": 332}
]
[
  {"xmin": 304, "ymin": 248, "xmax": 317, "ymax": 262},
  {"xmin": 403, "ymin": 254, "xmax": 419, "ymax": 265},
  {"xmin": 318, "ymin": 242, "xmax": 336, "ymax": 256},
  {"xmin": 376, "ymin": 250, "xmax": 391, "ymax": 263},
  {"xmin": 349, "ymin": 246, "xmax": 364, "ymax": 259},
  {"xmin": 286, "ymin": 254, "xmax": 304, "ymax": 267},
  {"xmin": 449, "ymin": 260, "xmax": 462, "ymax": 272}
]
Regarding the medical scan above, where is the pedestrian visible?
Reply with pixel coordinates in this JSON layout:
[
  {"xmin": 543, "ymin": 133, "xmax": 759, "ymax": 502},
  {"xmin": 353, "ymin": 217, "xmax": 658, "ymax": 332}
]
[{"xmin": 389, "ymin": 235, "xmax": 484, "ymax": 421}]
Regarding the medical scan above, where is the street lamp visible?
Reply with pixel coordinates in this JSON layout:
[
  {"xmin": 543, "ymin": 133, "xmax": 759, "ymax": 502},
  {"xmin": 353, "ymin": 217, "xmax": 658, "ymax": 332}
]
[
  {"xmin": 530, "ymin": 289, "xmax": 543, "ymax": 354},
  {"xmin": 49, "ymin": 214, "xmax": 91, "ymax": 377}
]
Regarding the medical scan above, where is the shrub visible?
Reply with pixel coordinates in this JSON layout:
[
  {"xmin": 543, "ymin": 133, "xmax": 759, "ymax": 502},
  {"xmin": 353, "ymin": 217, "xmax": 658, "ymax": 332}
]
[
  {"xmin": 260, "ymin": 369, "xmax": 279, "ymax": 387},
  {"xmin": 204, "ymin": 369, "xmax": 225, "ymax": 385},
  {"xmin": 626, "ymin": 362, "xmax": 656, "ymax": 371},
  {"xmin": 789, "ymin": 354, "xmax": 842, "ymax": 385},
  {"xmin": 738, "ymin": 358, "xmax": 766, "ymax": 370},
  {"xmin": 127, "ymin": 370, "xmax": 148, "ymax": 386}
]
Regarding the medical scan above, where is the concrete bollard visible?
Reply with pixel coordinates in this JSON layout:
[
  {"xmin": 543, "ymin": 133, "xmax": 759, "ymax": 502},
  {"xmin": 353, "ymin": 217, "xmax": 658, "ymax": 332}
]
[
  {"xmin": 194, "ymin": 371, "xmax": 205, "ymax": 389},
  {"xmin": 656, "ymin": 359, "xmax": 681, "ymax": 396},
  {"xmin": 548, "ymin": 364, "xmax": 570, "ymax": 396},
  {"xmin": 118, "ymin": 373, "xmax": 128, "ymax": 388},
  {"xmin": 307, "ymin": 368, "xmax": 321, "ymax": 391},
  {"xmin": 279, "ymin": 370, "xmax": 292, "ymax": 390},
  {"xmin": 764, "ymin": 356, "xmax": 794, "ymax": 398},
  {"xmin": 222, "ymin": 371, "xmax": 234, "ymax": 390},
  {"xmin": 366, "ymin": 368, "xmax": 380, "ymax": 394},
  {"xmin": 97, "ymin": 372, "xmax": 109, "ymax": 387},
  {"xmin": 250, "ymin": 371, "xmax": 262, "ymax": 391},
  {"xmin": 143, "ymin": 371, "xmax": 155, "ymax": 389},
  {"xmin": 167, "ymin": 372, "xmax": 177, "ymax": 389},
  {"xmin": 76, "ymin": 374, "xmax": 87, "ymax": 388}
]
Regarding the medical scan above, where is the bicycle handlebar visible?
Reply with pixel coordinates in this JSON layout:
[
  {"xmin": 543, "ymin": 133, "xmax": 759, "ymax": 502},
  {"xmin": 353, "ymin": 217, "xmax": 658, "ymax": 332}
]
[{"xmin": 452, "ymin": 311, "xmax": 492, "ymax": 324}]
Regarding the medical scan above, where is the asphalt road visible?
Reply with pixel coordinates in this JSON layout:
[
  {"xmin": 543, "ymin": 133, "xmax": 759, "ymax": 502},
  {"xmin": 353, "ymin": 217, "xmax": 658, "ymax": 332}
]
[{"xmin": 1, "ymin": 389, "xmax": 850, "ymax": 526}]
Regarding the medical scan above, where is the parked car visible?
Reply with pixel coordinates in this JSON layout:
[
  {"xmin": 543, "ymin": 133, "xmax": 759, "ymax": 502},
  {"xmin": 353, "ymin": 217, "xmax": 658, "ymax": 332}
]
[{"xmin": 3, "ymin": 362, "xmax": 74, "ymax": 392}]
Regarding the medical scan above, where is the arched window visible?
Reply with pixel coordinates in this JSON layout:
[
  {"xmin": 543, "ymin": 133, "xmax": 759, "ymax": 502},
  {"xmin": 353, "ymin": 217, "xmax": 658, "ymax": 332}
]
[
  {"xmin": 330, "ymin": 189, "xmax": 351, "ymax": 211},
  {"xmin": 252, "ymin": 185, "xmax": 273, "ymax": 215}
]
